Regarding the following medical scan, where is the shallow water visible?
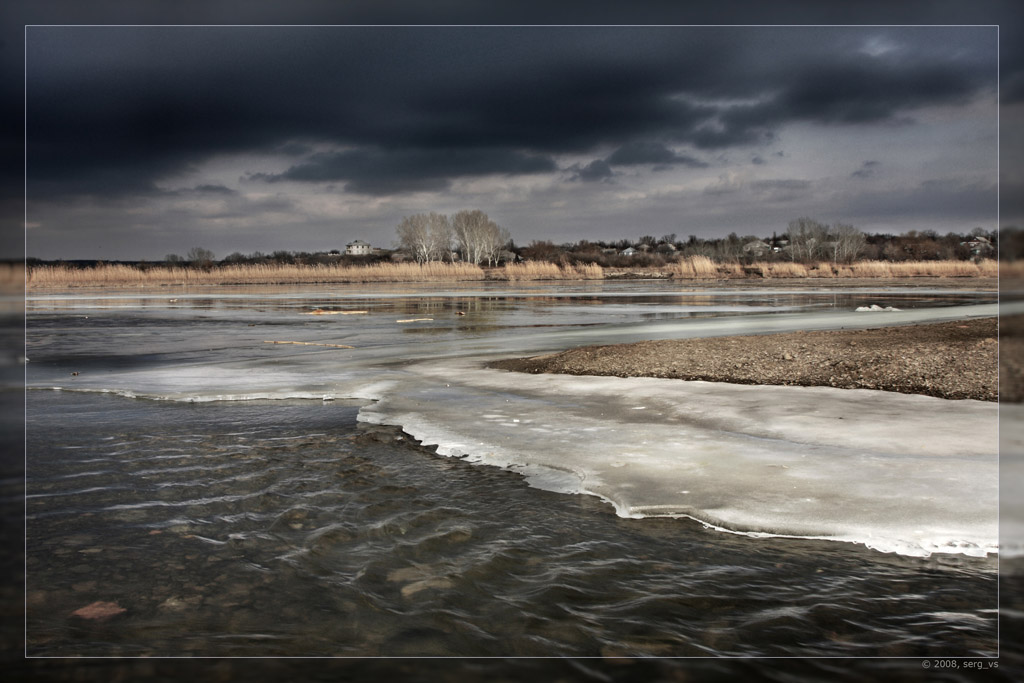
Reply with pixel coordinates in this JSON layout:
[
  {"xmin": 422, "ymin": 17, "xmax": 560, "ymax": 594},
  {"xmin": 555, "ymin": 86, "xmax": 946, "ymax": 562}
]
[
  {"xmin": 25, "ymin": 392, "xmax": 998, "ymax": 658},
  {"xmin": 24, "ymin": 282, "xmax": 1004, "ymax": 659}
]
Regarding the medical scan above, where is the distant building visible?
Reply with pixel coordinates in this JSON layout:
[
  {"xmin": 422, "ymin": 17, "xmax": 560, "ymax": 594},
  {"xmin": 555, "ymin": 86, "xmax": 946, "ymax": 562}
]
[
  {"xmin": 620, "ymin": 247, "xmax": 637, "ymax": 257},
  {"xmin": 742, "ymin": 240, "xmax": 771, "ymax": 256},
  {"xmin": 345, "ymin": 240, "xmax": 373, "ymax": 256},
  {"xmin": 960, "ymin": 235, "xmax": 993, "ymax": 256}
]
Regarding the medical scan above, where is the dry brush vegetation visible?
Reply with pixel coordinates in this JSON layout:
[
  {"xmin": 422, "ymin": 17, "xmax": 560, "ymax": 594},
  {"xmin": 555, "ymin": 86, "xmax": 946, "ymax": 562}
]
[
  {"xmin": 27, "ymin": 262, "xmax": 488, "ymax": 288},
  {"xmin": 752, "ymin": 259, "xmax": 1001, "ymax": 279},
  {"xmin": 24, "ymin": 257, "xmax": 1010, "ymax": 289}
]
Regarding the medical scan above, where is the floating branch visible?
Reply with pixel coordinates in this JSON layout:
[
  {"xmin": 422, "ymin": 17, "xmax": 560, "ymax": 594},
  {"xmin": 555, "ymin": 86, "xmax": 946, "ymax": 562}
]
[
  {"xmin": 306, "ymin": 309, "xmax": 369, "ymax": 315},
  {"xmin": 396, "ymin": 318, "xmax": 433, "ymax": 323},
  {"xmin": 264, "ymin": 341, "xmax": 354, "ymax": 348}
]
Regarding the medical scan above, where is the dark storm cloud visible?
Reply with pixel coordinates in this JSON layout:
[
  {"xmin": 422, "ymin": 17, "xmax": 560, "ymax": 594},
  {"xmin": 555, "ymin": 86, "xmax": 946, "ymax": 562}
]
[
  {"xmin": 23, "ymin": 25, "xmax": 997, "ymax": 201},
  {"xmin": 190, "ymin": 184, "xmax": 238, "ymax": 196},
  {"xmin": 777, "ymin": 63, "xmax": 981, "ymax": 123},
  {"xmin": 572, "ymin": 159, "xmax": 614, "ymax": 183},
  {"xmin": 250, "ymin": 147, "xmax": 557, "ymax": 195},
  {"xmin": 273, "ymin": 141, "xmax": 315, "ymax": 157},
  {"xmin": 707, "ymin": 58, "xmax": 991, "ymax": 149},
  {"xmin": 606, "ymin": 141, "xmax": 708, "ymax": 168}
]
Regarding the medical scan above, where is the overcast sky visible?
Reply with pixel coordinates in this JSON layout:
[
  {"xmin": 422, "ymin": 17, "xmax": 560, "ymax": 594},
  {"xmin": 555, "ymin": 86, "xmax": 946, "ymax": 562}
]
[{"xmin": 8, "ymin": 3, "xmax": 1021, "ymax": 260}]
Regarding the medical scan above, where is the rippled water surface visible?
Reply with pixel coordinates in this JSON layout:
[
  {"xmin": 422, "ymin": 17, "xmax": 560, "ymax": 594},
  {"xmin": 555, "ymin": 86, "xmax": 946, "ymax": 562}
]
[{"xmin": 24, "ymin": 282, "xmax": 1004, "ymax": 660}]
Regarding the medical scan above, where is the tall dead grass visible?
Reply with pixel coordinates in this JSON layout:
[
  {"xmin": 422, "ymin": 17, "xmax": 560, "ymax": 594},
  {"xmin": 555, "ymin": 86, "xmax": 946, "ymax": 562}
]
[
  {"xmin": 27, "ymin": 262, "xmax": 487, "ymax": 288},
  {"xmin": 848, "ymin": 259, "xmax": 998, "ymax": 278},
  {"xmin": 666, "ymin": 255, "xmax": 719, "ymax": 278},
  {"xmin": 752, "ymin": 262, "xmax": 809, "ymax": 278},
  {"xmin": 26, "ymin": 257, "xmax": 1007, "ymax": 289},
  {"xmin": 747, "ymin": 259, "xmax": 999, "ymax": 279},
  {"xmin": 498, "ymin": 261, "xmax": 604, "ymax": 280}
]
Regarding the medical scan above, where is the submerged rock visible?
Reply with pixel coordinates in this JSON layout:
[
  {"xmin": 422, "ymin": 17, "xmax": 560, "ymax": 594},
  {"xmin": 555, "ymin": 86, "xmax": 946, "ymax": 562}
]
[
  {"xmin": 71, "ymin": 601, "xmax": 127, "ymax": 620},
  {"xmin": 400, "ymin": 577, "xmax": 454, "ymax": 598}
]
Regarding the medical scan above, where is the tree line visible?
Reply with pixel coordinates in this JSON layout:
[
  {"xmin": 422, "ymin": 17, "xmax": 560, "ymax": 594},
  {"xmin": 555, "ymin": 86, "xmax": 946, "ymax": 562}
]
[
  {"xmin": 519, "ymin": 219, "xmax": 999, "ymax": 268},
  {"xmin": 134, "ymin": 216, "xmax": 1005, "ymax": 269}
]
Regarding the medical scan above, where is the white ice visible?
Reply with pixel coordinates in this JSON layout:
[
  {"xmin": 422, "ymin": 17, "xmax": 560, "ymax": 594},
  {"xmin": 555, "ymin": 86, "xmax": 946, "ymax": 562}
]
[{"xmin": 360, "ymin": 359, "xmax": 998, "ymax": 558}]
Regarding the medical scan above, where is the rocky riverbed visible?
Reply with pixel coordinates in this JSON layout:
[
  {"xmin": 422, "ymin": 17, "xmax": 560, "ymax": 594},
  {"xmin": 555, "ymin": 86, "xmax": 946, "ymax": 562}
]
[{"xmin": 492, "ymin": 317, "xmax": 1010, "ymax": 402}]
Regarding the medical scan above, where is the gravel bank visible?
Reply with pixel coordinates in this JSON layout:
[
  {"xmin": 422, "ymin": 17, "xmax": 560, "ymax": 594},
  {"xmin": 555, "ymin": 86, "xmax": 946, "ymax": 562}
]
[{"xmin": 491, "ymin": 317, "xmax": 1005, "ymax": 402}]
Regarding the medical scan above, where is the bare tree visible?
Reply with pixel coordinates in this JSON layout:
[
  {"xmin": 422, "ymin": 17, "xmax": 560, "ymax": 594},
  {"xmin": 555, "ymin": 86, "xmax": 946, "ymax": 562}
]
[
  {"xmin": 829, "ymin": 223, "xmax": 866, "ymax": 264},
  {"xmin": 485, "ymin": 223, "xmax": 511, "ymax": 266},
  {"xmin": 430, "ymin": 212, "xmax": 454, "ymax": 262},
  {"xmin": 453, "ymin": 209, "xmax": 508, "ymax": 265},
  {"xmin": 786, "ymin": 218, "xmax": 827, "ymax": 262},
  {"xmin": 396, "ymin": 213, "xmax": 451, "ymax": 263},
  {"xmin": 713, "ymin": 232, "xmax": 744, "ymax": 262},
  {"xmin": 397, "ymin": 213, "xmax": 431, "ymax": 263},
  {"xmin": 187, "ymin": 247, "xmax": 216, "ymax": 267}
]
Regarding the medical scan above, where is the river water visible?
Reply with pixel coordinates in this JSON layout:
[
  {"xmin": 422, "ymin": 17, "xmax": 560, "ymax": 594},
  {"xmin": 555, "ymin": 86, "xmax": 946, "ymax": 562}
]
[{"xmin": 22, "ymin": 281, "xmax": 1015, "ymax": 667}]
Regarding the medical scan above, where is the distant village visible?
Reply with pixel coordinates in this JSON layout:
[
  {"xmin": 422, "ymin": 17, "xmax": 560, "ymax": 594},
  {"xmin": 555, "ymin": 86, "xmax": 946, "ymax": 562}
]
[
  {"xmin": 183, "ymin": 221, "xmax": 1000, "ymax": 269},
  {"xmin": 27, "ymin": 218, "xmax": 1009, "ymax": 269}
]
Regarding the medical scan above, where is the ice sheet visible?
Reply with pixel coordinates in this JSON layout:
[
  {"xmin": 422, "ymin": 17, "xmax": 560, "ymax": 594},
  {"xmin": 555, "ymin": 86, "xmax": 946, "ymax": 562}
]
[{"xmin": 360, "ymin": 360, "xmax": 998, "ymax": 558}]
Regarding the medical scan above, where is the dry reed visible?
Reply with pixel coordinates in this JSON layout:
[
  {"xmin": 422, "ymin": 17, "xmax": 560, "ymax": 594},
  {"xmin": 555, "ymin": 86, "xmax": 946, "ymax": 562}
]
[
  {"xmin": 746, "ymin": 259, "xmax": 1002, "ymax": 279},
  {"xmin": 26, "ymin": 257, "xmax": 1007, "ymax": 289},
  {"xmin": 848, "ymin": 260, "xmax": 996, "ymax": 278},
  {"xmin": 28, "ymin": 261, "xmax": 487, "ymax": 288},
  {"xmin": 716, "ymin": 262, "xmax": 745, "ymax": 278},
  {"xmin": 751, "ymin": 262, "xmax": 809, "ymax": 278},
  {"xmin": 498, "ymin": 261, "xmax": 604, "ymax": 280},
  {"xmin": 666, "ymin": 255, "xmax": 719, "ymax": 278}
]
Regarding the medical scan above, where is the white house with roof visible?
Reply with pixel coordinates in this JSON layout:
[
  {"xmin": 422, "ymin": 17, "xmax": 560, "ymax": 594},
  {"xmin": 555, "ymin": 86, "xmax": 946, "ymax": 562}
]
[{"xmin": 345, "ymin": 240, "xmax": 373, "ymax": 256}]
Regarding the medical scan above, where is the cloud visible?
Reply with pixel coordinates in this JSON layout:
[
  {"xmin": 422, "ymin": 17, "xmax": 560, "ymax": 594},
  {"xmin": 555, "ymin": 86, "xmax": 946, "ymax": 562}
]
[
  {"xmin": 606, "ymin": 141, "xmax": 707, "ymax": 167},
  {"xmin": 703, "ymin": 172, "xmax": 744, "ymax": 195},
  {"xmin": 189, "ymin": 184, "xmax": 238, "ymax": 195},
  {"xmin": 571, "ymin": 159, "xmax": 614, "ymax": 183},
  {"xmin": 23, "ymin": 26, "xmax": 997, "ymax": 202},
  {"xmin": 837, "ymin": 177, "xmax": 997, "ymax": 222},
  {"xmin": 860, "ymin": 35, "xmax": 901, "ymax": 58},
  {"xmin": 749, "ymin": 178, "xmax": 812, "ymax": 201},
  {"xmin": 249, "ymin": 147, "xmax": 557, "ymax": 195},
  {"xmin": 750, "ymin": 179, "xmax": 810, "ymax": 192},
  {"xmin": 776, "ymin": 63, "xmax": 982, "ymax": 123},
  {"xmin": 851, "ymin": 160, "xmax": 881, "ymax": 179}
]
